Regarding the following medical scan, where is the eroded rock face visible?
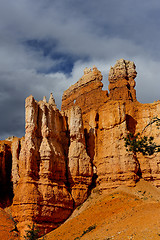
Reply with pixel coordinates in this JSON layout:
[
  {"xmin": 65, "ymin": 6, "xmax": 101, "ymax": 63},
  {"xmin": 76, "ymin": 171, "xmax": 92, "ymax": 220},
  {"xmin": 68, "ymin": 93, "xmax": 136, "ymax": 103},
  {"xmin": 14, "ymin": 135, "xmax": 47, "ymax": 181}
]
[
  {"xmin": 11, "ymin": 95, "xmax": 93, "ymax": 238},
  {"xmin": 108, "ymin": 59, "xmax": 137, "ymax": 101},
  {"xmin": 126, "ymin": 101, "xmax": 160, "ymax": 188},
  {"xmin": 67, "ymin": 106, "xmax": 93, "ymax": 206},
  {"xmin": 12, "ymin": 95, "xmax": 73, "ymax": 237},
  {"xmin": 1, "ymin": 59, "xmax": 160, "ymax": 238},
  {"xmin": 61, "ymin": 60, "xmax": 160, "ymax": 192},
  {"xmin": 11, "ymin": 137, "xmax": 21, "ymax": 193},
  {"xmin": 61, "ymin": 66, "xmax": 108, "ymax": 112},
  {"xmin": 94, "ymin": 101, "xmax": 140, "ymax": 191}
]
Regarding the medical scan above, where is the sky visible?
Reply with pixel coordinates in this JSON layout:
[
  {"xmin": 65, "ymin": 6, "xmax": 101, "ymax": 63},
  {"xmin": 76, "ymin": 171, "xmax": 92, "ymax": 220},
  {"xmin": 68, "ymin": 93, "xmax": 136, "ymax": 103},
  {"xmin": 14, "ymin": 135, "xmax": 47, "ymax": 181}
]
[{"xmin": 0, "ymin": 0, "xmax": 160, "ymax": 139}]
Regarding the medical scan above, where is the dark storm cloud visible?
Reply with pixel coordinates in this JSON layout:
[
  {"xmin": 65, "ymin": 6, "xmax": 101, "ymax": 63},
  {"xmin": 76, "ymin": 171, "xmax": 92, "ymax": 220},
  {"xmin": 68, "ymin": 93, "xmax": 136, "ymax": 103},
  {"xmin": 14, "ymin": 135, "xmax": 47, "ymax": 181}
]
[{"xmin": 0, "ymin": 0, "xmax": 160, "ymax": 139}]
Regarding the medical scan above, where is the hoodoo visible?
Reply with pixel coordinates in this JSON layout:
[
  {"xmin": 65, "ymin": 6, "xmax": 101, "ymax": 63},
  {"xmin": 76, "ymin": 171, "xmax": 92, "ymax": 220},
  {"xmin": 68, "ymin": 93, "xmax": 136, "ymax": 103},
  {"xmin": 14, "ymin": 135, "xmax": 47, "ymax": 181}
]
[{"xmin": 0, "ymin": 59, "xmax": 160, "ymax": 238}]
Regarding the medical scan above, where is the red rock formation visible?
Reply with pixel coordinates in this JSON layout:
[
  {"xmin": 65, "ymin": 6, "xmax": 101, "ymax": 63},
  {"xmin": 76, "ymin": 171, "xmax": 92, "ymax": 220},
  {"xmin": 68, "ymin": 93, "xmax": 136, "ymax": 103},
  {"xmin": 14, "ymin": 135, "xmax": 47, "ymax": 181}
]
[
  {"xmin": 94, "ymin": 101, "xmax": 140, "ymax": 191},
  {"xmin": 67, "ymin": 106, "xmax": 93, "ymax": 206},
  {"xmin": 61, "ymin": 60, "xmax": 160, "ymax": 192},
  {"xmin": 126, "ymin": 101, "xmax": 160, "ymax": 187},
  {"xmin": 11, "ymin": 94, "xmax": 93, "ymax": 238},
  {"xmin": 108, "ymin": 59, "xmax": 137, "ymax": 101},
  {"xmin": 61, "ymin": 66, "xmax": 108, "ymax": 113},
  {"xmin": 11, "ymin": 95, "xmax": 73, "ymax": 237},
  {"xmin": 1, "ymin": 59, "xmax": 160, "ymax": 238},
  {"xmin": 11, "ymin": 137, "xmax": 21, "ymax": 193}
]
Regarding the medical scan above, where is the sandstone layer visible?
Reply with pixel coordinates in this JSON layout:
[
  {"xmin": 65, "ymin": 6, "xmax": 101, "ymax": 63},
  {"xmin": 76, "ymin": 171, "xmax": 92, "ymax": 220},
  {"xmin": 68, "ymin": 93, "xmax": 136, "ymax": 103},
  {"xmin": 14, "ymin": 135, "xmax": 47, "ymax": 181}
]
[
  {"xmin": 61, "ymin": 59, "xmax": 160, "ymax": 191},
  {"xmin": 0, "ymin": 59, "xmax": 160, "ymax": 239},
  {"xmin": 11, "ymin": 94, "xmax": 92, "ymax": 238},
  {"xmin": 66, "ymin": 106, "xmax": 93, "ymax": 207},
  {"xmin": 108, "ymin": 58, "xmax": 137, "ymax": 101},
  {"xmin": 61, "ymin": 66, "xmax": 108, "ymax": 112}
]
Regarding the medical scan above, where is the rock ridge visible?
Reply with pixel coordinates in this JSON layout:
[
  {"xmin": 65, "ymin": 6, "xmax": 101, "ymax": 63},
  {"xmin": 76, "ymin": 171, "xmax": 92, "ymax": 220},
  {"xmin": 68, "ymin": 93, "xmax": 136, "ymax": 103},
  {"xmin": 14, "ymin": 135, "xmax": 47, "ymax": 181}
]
[
  {"xmin": 11, "ymin": 94, "xmax": 92, "ymax": 238},
  {"xmin": 0, "ymin": 59, "xmax": 160, "ymax": 239},
  {"xmin": 62, "ymin": 66, "xmax": 103, "ymax": 100}
]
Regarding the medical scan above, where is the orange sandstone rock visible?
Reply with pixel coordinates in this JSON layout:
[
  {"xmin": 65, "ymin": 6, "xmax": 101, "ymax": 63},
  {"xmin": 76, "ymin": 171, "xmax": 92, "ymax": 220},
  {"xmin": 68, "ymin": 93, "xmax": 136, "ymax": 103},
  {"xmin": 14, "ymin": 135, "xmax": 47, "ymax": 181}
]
[
  {"xmin": 108, "ymin": 59, "xmax": 137, "ymax": 101},
  {"xmin": 125, "ymin": 101, "xmax": 160, "ymax": 187},
  {"xmin": 61, "ymin": 66, "xmax": 108, "ymax": 112},
  {"xmin": 61, "ymin": 60, "xmax": 160, "ymax": 192},
  {"xmin": 66, "ymin": 106, "xmax": 93, "ymax": 206},
  {"xmin": 11, "ymin": 137, "xmax": 21, "ymax": 193},
  {"xmin": 12, "ymin": 95, "xmax": 74, "ymax": 238},
  {"xmin": 94, "ymin": 101, "xmax": 140, "ymax": 191},
  {"xmin": 1, "ymin": 59, "xmax": 160, "ymax": 239},
  {"xmin": 12, "ymin": 94, "xmax": 93, "ymax": 238}
]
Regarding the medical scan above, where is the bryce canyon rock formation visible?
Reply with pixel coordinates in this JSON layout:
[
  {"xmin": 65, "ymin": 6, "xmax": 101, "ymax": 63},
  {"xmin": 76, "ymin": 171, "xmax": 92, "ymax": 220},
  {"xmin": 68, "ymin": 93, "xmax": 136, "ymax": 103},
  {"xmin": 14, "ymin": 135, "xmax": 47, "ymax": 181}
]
[{"xmin": 0, "ymin": 59, "xmax": 160, "ymax": 238}]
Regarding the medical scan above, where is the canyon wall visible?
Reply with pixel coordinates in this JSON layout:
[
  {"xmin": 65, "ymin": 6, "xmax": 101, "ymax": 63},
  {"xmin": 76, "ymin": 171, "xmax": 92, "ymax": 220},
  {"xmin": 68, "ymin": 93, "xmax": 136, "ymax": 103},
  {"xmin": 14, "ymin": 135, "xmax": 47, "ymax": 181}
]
[
  {"xmin": 11, "ymin": 94, "xmax": 92, "ymax": 238},
  {"xmin": 0, "ymin": 59, "xmax": 160, "ymax": 238},
  {"xmin": 61, "ymin": 59, "xmax": 160, "ymax": 191}
]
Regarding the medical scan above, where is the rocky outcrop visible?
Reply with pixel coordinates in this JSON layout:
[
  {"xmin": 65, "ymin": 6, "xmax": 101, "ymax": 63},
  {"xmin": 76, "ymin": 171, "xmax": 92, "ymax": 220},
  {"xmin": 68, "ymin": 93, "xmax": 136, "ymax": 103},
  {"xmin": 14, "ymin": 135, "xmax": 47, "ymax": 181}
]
[
  {"xmin": 61, "ymin": 66, "xmax": 108, "ymax": 112},
  {"xmin": 11, "ymin": 137, "xmax": 21, "ymax": 193},
  {"xmin": 11, "ymin": 94, "xmax": 92, "ymax": 238},
  {"xmin": 108, "ymin": 59, "xmax": 137, "ymax": 101},
  {"xmin": 126, "ymin": 101, "xmax": 160, "ymax": 188},
  {"xmin": 11, "ymin": 95, "xmax": 71, "ymax": 237},
  {"xmin": 93, "ymin": 101, "xmax": 140, "ymax": 191},
  {"xmin": 67, "ymin": 106, "xmax": 93, "ymax": 206},
  {"xmin": 61, "ymin": 60, "xmax": 160, "ymax": 191},
  {"xmin": 0, "ymin": 59, "xmax": 160, "ymax": 238}
]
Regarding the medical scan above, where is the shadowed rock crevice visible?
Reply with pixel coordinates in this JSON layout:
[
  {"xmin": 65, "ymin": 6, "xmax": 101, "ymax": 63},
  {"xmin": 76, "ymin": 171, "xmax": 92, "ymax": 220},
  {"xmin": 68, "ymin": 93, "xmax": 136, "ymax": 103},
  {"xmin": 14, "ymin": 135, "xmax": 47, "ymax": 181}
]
[
  {"xmin": 0, "ymin": 141, "xmax": 13, "ymax": 208},
  {"xmin": 126, "ymin": 114, "xmax": 137, "ymax": 134}
]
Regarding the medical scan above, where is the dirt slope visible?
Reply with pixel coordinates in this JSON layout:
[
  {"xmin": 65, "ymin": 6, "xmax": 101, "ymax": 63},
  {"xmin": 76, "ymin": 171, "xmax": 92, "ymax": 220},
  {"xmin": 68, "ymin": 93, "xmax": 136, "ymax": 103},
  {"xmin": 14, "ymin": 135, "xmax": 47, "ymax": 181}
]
[
  {"xmin": 0, "ymin": 207, "xmax": 19, "ymax": 240},
  {"xmin": 41, "ymin": 180, "xmax": 160, "ymax": 240}
]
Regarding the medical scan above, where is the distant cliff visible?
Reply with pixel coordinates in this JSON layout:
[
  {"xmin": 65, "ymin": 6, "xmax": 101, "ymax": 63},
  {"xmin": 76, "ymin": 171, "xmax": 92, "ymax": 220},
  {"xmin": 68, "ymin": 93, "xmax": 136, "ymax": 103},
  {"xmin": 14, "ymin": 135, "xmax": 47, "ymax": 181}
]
[{"xmin": 0, "ymin": 59, "xmax": 160, "ymax": 239}]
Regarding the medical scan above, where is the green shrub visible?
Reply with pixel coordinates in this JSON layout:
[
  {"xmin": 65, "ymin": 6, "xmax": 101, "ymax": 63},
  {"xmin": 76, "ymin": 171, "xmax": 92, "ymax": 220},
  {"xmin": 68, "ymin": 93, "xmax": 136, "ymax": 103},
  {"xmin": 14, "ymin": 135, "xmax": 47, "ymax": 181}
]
[
  {"xmin": 24, "ymin": 224, "xmax": 39, "ymax": 240},
  {"xmin": 74, "ymin": 224, "xmax": 96, "ymax": 239},
  {"xmin": 124, "ymin": 133, "xmax": 160, "ymax": 156},
  {"xmin": 81, "ymin": 224, "xmax": 96, "ymax": 237},
  {"xmin": 124, "ymin": 116, "xmax": 160, "ymax": 156}
]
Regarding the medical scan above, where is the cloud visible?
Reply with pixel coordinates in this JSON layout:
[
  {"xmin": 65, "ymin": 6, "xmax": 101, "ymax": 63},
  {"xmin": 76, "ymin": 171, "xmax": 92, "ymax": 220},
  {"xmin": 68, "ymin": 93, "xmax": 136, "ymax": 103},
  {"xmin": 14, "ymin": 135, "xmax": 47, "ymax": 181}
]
[
  {"xmin": 135, "ymin": 57, "xmax": 160, "ymax": 103},
  {"xmin": 0, "ymin": 0, "xmax": 160, "ymax": 139}
]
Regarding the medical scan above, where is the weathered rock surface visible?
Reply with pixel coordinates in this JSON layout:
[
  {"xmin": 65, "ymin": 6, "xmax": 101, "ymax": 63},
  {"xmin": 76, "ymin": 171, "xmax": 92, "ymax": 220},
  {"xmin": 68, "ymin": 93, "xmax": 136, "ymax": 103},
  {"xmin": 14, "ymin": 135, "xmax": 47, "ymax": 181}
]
[
  {"xmin": 11, "ymin": 94, "xmax": 92, "ymax": 238},
  {"xmin": 0, "ymin": 140, "xmax": 13, "ymax": 207},
  {"xmin": 126, "ymin": 101, "xmax": 160, "ymax": 188},
  {"xmin": 94, "ymin": 101, "xmax": 140, "ymax": 191},
  {"xmin": 0, "ymin": 59, "xmax": 160, "ymax": 238},
  {"xmin": 67, "ymin": 106, "xmax": 93, "ymax": 206},
  {"xmin": 11, "ymin": 137, "xmax": 21, "ymax": 193},
  {"xmin": 61, "ymin": 60, "xmax": 160, "ymax": 192},
  {"xmin": 108, "ymin": 59, "xmax": 137, "ymax": 101},
  {"xmin": 11, "ymin": 95, "xmax": 71, "ymax": 237},
  {"xmin": 39, "ymin": 180, "xmax": 160, "ymax": 240},
  {"xmin": 61, "ymin": 66, "xmax": 108, "ymax": 112}
]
